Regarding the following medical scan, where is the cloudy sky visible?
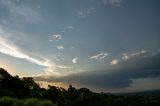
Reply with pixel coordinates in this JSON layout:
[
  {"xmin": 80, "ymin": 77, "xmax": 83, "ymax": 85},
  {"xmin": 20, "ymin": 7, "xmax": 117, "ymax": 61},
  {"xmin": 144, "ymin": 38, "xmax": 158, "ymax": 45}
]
[{"xmin": 0, "ymin": 0, "xmax": 160, "ymax": 93}]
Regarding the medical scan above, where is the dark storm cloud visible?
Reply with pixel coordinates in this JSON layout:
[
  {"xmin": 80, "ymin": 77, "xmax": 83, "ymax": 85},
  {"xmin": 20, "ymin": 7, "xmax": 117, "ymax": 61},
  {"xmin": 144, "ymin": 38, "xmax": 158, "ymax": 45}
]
[{"xmin": 35, "ymin": 52, "xmax": 160, "ymax": 89}]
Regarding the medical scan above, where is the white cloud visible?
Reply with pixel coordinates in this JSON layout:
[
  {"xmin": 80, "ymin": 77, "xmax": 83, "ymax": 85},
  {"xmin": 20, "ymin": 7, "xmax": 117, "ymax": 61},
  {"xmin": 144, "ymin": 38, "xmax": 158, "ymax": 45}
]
[
  {"xmin": 77, "ymin": 7, "xmax": 95, "ymax": 18},
  {"xmin": 0, "ymin": 25, "xmax": 80, "ymax": 77},
  {"xmin": 49, "ymin": 34, "xmax": 61, "ymax": 41},
  {"xmin": 58, "ymin": 65, "xmax": 72, "ymax": 69},
  {"xmin": 72, "ymin": 57, "xmax": 78, "ymax": 64},
  {"xmin": 130, "ymin": 52, "xmax": 141, "ymax": 57},
  {"xmin": 60, "ymin": 26, "xmax": 74, "ymax": 33},
  {"xmin": 0, "ymin": 26, "xmax": 58, "ymax": 76},
  {"xmin": 110, "ymin": 59, "xmax": 118, "ymax": 65},
  {"xmin": 122, "ymin": 53, "xmax": 129, "ymax": 60},
  {"xmin": 56, "ymin": 45, "xmax": 64, "ymax": 50},
  {"xmin": 141, "ymin": 50, "xmax": 147, "ymax": 54},
  {"xmin": 0, "ymin": 37, "xmax": 52, "ymax": 67},
  {"xmin": 122, "ymin": 50, "xmax": 148, "ymax": 60},
  {"xmin": 0, "ymin": 37, "xmax": 63, "ymax": 77},
  {"xmin": 90, "ymin": 53, "xmax": 109, "ymax": 61},
  {"xmin": 102, "ymin": 0, "xmax": 123, "ymax": 7},
  {"xmin": 130, "ymin": 50, "xmax": 147, "ymax": 57}
]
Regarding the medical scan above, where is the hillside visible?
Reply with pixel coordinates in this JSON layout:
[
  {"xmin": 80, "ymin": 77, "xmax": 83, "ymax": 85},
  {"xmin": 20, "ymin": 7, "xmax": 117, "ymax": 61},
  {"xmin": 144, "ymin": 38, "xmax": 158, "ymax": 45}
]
[{"xmin": 0, "ymin": 68, "xmax": 160, "ymax": 106}]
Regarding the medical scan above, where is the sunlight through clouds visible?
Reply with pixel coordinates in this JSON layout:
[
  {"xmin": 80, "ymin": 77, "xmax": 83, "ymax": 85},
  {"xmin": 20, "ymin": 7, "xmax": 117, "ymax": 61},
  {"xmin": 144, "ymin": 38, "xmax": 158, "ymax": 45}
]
[
  {"xmin": 0, "ymin": 37, "xmax": 51, "ymax": 67},
  {"xmin": 110, "ymin": 59, "xmax": 118, "ymax": 65},
  {"xmin": 0, "ymin": 35, "xmax": 76, "ymax": 77},
  {"xmin": 0, "ymin": 0, "xmax": 159, "ymax": 93}
]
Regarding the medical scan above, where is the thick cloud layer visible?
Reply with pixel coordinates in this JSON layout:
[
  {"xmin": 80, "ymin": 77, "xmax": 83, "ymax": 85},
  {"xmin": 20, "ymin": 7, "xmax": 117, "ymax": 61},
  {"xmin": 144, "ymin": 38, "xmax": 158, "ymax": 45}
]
[{"xmin": 35, "ymin": 52, "xmax": 160, "ymax": 90}]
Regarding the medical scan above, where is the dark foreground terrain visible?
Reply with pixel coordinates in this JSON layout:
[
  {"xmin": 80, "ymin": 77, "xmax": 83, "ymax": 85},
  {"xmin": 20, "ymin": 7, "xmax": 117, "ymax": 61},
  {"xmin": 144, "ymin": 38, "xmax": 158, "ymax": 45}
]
[{"xmin": 0, "ymin": 68, "xmax": 160, "ymax": 106}]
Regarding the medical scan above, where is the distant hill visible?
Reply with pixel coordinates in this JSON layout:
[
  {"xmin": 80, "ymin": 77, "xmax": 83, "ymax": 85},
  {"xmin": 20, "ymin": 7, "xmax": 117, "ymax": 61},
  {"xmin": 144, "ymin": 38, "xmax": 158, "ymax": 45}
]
[{"xmin": 114, "ymin": 89, "xmax": 160, "ymax": 96}]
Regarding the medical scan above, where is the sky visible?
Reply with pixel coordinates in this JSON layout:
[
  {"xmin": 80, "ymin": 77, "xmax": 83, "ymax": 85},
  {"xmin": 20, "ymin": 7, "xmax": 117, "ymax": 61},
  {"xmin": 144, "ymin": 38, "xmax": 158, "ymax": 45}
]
[{"xmin": 0, "ymin": 0, "xmax": 160, "ymax": 93}]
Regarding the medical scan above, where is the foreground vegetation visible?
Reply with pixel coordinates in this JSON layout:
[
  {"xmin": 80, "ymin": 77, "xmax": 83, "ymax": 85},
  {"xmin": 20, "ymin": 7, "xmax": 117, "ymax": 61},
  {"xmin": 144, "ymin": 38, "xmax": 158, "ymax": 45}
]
[
  {"xmin": 0, "ymin": 68, "xmax": 160, "ymax": 106},
  {"xmin": 0, "ymin": 96, "xmax": 55, "ymax": 106}
]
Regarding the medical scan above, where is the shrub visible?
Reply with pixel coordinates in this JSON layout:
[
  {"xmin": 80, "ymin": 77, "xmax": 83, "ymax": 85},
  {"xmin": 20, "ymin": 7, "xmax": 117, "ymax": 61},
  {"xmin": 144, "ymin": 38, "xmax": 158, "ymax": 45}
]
[
  {"xmin": 24, "ymin": 98, "xmax": 40, "ymax": 106},
  {"xmin": 0, "ymin": 97, "xmax": 56, "ymax": 106},
  {"xmin": 40, "ymin": 100, "xmax": 56, "ymax": 106},
  {"xmin": 0, "ymin": 96, "xmax": 15, "ymax": 106},
  {"xmin": 11, "ymin": 99, "xmax": 24, "ymax": 106},
  {"xmin": 24, "ymin": 98, "xmax": 56, "ymax": 106}
]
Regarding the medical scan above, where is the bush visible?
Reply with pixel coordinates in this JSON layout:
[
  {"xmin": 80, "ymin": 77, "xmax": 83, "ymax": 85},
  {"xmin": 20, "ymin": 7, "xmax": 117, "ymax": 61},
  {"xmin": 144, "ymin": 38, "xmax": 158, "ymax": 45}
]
[
  {"xmin": 0, "ymin": 96, "xmax": 15, "ymax": 106},
  {"xmin": 24, "ymin": 98, "xmax": 40, "ymax": 106},
  {"xmin": 12, "ymin": 99, "xmax": 24, "ymax": 106},
  {"xmin": 40, "ymin": 100, "xmax": 57, "ymax": 106},
  {"xmin": 0, "ymin": 97, "xmax": 56, "ymax": 106}
]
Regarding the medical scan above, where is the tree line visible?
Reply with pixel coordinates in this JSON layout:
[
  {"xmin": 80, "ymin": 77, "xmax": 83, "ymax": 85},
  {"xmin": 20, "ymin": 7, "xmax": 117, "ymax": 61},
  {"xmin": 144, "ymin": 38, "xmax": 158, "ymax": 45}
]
[{"xmin": 0, "ymin": 68, "xmax": 160, "ymax": 106}]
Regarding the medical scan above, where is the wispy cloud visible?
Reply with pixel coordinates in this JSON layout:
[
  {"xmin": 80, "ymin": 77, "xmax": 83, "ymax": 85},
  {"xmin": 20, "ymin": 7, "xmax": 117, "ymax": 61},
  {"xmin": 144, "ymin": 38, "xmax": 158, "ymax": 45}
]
[
  {"xmin": 0, "ymin": 25, "xmax": 25, "ymax": 41},
  {"xmin": 72, "ymin": 57, "xmax": 78, "ymax": 64},
  {"xmin": 102, "ymin": 0, "xmax": 123, "ymax": 7},
  {"xmin": 66, "ymin": 26, "xmax": 74, "ymax": 30},
  {"xmin": 49, "ymin": 34, "xmax": 61, "ymax": 41},
  {"xmin": 49, "ymin": 26, "xmax": 74, "ymax": 42},
  {"xmin": 90, "ymin": 53, "xmax": 109, "ymax": 61},
  {"xmin": 60, "ymin": 26, "xmax": 74, "ymax": 33},
  {"xmin": 0, "ymin": 26, "xmax": 73, "ymax": 77},
  {"xmin": 0, "ymin": 36, "xmax": 70, "ymax": 77},
  {"xmin": 0, "ymin": 0, "xmax": 42, "ymax": 23},
  {"xmin": 111, "ymin": 50, "xmax": 148, "ymax": 65},
  {"xmin": 52, "ymin": 55, "xmax": 64, "ymax": 62},
  {"xmin": 122, "ymin": 50, "xmax": 148, "ymax": 60},
  {"xmin": 77, "ymin": 7, "xmax": 95, "ymax": 18},
  {"xmin": 0, "ymin": 37, "xmax": 52, "ymax": 67},
  {"xmin": 110, "ymin": 59, "xmax": 118, "ymax": 65},
  {"xmin": 141, "ymin": 50, "xmax": 147, "ymax": 54},
  {"xmin": 56, "ymin": 45, "xmax": 64, "ymax": 50},
  {"xmin": 122, "ymin": 53, "xmax": 129, "ymax": 60},
  {"xmin": 0, "ymin": 25, "xmax": 84, "ymax": 78},
  {"xmin": 58, "ymin": 65, "xmax": 72, "ymax": 69}
]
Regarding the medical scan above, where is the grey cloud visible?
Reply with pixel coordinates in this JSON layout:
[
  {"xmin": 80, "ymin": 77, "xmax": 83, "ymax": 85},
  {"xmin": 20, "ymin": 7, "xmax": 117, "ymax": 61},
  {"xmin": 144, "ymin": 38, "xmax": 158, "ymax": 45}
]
[{"xmin": 34, "ymin": 52, "xmax": 160, "ymax": 89}]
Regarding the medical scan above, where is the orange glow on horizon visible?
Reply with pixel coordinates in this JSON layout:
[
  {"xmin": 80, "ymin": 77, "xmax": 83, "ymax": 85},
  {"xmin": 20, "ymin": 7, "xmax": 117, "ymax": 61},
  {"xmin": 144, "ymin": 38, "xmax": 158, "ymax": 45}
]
[
  {"xmin": 0, "ymin": 59, "xmax": 29, "ymax": 77},
  {"xmin": 36, "ymin": 81, "xmax": 69, "ymax": 89}
]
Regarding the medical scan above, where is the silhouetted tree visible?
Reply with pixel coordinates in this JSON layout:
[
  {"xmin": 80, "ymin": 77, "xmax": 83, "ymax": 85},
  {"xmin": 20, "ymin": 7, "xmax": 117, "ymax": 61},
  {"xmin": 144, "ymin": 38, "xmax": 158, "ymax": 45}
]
[
  {"xmin": 67, "ymin": 85, "xmax": 79, "ymax": 100},
  {"xmin": 0, "ymin": 68, "xmax": 11, "ymax": 80},
  {"xmin": 1, "ymin": 68, "xmax": 160, "ymax": 106},
  {"xmin": 22, "ymin": 77, "xmax": 41, "ymax": 98},
  {"xmin": 4, "ymin": 76, "xmax": 25, "ymax": 97},
  {"xmin": 43, "ymin": 85, "xmax": 64, "ymax": 106}
]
